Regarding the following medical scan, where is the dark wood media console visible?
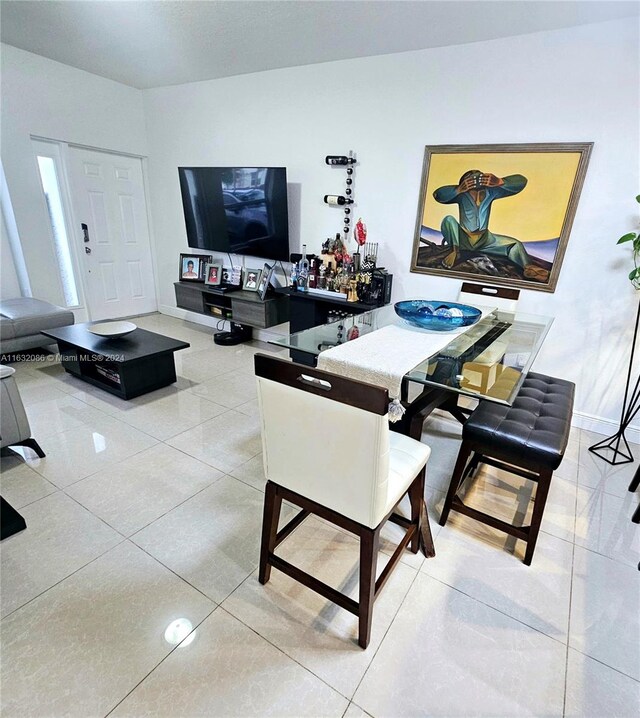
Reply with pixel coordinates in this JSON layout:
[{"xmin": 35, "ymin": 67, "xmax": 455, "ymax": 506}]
[{"xmin": 174, "ymin": 282, "xmax": 289, "ymax": 329}]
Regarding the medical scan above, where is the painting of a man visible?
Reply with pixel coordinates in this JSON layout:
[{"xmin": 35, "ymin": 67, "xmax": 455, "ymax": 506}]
[
  {"xmin": 434, "ymin": 170, "xmax": 548, "ymax": 282},
  {"xmin": 410, "ymin": 144, "xmax": 593, "ymax": 293}
]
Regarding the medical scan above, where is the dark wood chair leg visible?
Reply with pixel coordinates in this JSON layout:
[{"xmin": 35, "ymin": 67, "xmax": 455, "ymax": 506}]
[
  {"xmin": 409, "ymin": 469, "xmax": 425, "ymax": 553},
  {"xmin": 628, "ymin": 466, "xmax": 639, "ymax": 525},
  {"xmin": 440, "ymin": 442, "xmax": 473, "ymax": 526},
  {"xmin": 259, "ymin": 481, "xmax": 282, "ymax": 585},
  {"xmin": 467, "ymin": 452, "xmax": 481, "ymax": 477},
  {"xmin": 15, "ymin": 438, "xmax": 46, "ymax": 458},
  {"xmin": 523, "ymin": 470, "xmax": 552, "ymax": 566},
  {"xmin": 0, "ymin": 496, "xmax": 27, "ymax": 540},
  {"xmin": 358, "ymin": 527, "xmax": 380, "ymax": 649},
  {"xmin": 629, "ymin": 465, "xmax": 640, "ymax": 493}
]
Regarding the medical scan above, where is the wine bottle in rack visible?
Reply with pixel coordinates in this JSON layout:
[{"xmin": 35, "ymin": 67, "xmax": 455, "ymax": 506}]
[
  {"xmin": 324, "ymin": 195, "xmax": 354, "ymax": 206},
  {"xmin": 325, "ymin": 156, "xmax": 356, "ymax": 166}
]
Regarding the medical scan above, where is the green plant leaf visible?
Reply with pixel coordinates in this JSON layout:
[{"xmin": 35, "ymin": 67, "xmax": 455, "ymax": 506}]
[
  {"xmin": 617, "ymin": 233, "xmax": 637, "ymax": 244},
  {"xmin": 636, "ymin": 194, "xmax": 640, "ymax": 203},
  {"xmin": 629, "ymin": 268, "xmax": 638, "ymax": 280}
]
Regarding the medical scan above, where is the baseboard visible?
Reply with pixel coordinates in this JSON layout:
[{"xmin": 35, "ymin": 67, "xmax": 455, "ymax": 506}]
[
  {"xmin": 159, "ymin": 303, "xmax": 226, "ymax": 330},
  {"xmin": 159, "ymin": 304, "xmax": 637, "ymax": 442},
  {"xmin": 158, "ymin": 304, "xmax": 289, "ymax": 344},
  {"xmin": 570, "ymin": 410, "xmax": 639, "ymax": 444}
]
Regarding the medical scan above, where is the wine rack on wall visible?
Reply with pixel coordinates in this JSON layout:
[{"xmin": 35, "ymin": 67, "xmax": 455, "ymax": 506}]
[{"xmin": 323, "ymin": 151, "xmax": 356, "ymax": 243}]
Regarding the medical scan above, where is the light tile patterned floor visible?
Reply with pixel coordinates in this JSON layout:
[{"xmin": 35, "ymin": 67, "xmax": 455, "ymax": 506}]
[{"xmin": 1, "ymin": 313, "xmax": 638, "ymax": 717}]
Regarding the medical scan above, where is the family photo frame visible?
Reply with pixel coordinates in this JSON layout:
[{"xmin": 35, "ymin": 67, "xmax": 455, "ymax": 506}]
[
  {"xmin": 242, "ymin": 267, "xmax": 262, "ymax": 292},
  {"xmin": 257, "ymin": 263, "xmax": 276, "ymax": 300},
  {"xmin": 410, "ymin": 142, "xmax": 592, "ymax": 293},
  {"xmin": 179, "ymin": 253, "xmax": 211, "ymax": 282},
  {"xmin": 204, "ymin": 263, "xmax": 222, "ymax": 286}
]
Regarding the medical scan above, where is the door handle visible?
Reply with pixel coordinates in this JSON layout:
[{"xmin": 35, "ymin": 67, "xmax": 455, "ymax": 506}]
[
  {"xmin": 81, "ymin": 223, "xmax": 90, "ymax": 242},
  {"xmin": 85, "ymin": 246, "xmax": 91, "ymax": 254}
]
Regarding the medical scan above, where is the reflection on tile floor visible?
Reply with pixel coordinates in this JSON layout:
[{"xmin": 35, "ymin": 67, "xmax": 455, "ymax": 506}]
[{"xmin": 1, "ymin": 313, "xmax": 638, "ymax": 717}]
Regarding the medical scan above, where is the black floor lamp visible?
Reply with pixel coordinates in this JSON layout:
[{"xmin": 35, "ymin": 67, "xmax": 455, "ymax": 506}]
[{"xmin": 589, "ymin": 300, "xmax": 640, "ymax": 465}]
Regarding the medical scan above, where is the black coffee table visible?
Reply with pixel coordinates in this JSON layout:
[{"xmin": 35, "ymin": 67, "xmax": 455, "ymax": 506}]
[{"xmin": 42, "ymin": 323, "xmax": 190, "ymax": 400}]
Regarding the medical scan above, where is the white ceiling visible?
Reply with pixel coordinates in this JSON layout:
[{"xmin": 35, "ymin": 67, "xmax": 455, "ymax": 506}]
[{"xmin": 1, "ymin": 0, "xmax": 638, "ymax": 89}]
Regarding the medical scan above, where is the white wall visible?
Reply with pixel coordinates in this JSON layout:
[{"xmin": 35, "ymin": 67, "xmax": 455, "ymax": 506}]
[
  {"xmin": 0, "ymin": 44, "xmax": 148, "ymax": 306},
  {"xmin": 143, "ymin": 18, "xmax": 639, "ymax": 431},
  {"xmin": 1, "ymin": 211, "xmax": 21, "ymax": 299}
]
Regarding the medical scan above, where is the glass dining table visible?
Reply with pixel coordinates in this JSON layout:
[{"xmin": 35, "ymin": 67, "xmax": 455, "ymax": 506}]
[{"xmin": 269, "ymin": 302, "xmax": 553, "ymax": 438}]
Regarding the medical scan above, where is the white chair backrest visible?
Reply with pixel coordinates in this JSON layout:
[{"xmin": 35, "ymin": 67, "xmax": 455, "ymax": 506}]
[
  {"xmin": 255, "ymin": 354, "xmax": 391, "ymax": 527},
  {"xmin": 458, "ymin": 282, "xmax": 520, "ymax": 313}
]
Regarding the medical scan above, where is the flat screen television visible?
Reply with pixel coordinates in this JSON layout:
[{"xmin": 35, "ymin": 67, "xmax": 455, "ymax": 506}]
[{"xmin": 178, "ymin": 166, "xmax": 289, "ymax": 261}]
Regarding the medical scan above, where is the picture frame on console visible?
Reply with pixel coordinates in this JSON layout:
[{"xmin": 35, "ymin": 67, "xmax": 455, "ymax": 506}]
[
  {"xmin": 204, "ymin": 263, "xmax": 222, "ymax": 286},
  {"xmin": 242, "ymin": 268, "xmax": 262, "ymax": 292},
  {"xmin": 179, "ymin": 254, "xmax": 211, "ymax": 283},
  {"xmin": 257, "ymin": 263, "xmax": 275, "ymax": 300},
  {"xmin": 229, "ymin": 266, "xmax": 243, "ymax": 286}
]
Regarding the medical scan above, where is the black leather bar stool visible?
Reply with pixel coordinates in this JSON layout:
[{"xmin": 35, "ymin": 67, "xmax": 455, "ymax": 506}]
[{"xmin": 440, "ymin": 372, "xmax": 575, "ymax": 565}]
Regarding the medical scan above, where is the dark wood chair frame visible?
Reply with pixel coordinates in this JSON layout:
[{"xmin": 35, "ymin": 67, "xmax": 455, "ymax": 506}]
[
  {"xmin": 255, "ymin": 353, "xmax": 434, "ymax": 649},
  {"xmin": 459, "ymin": 281, "xmax": 520, "ymax": 305},
  {"xmin": 439, "ymin": 437, "xmax": 552, "ymax": 566},
  {"xmin": 629, "ymin": 466, "xmax": 640, "ymax": 525}
]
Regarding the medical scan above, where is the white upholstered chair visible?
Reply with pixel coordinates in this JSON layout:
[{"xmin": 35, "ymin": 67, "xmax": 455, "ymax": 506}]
[
  {"xmin": 458, "ymin": 281, "xmax": 520, "ymax": 313},
  {"xmin": 255, "ymin": 353, "xmax": 433, "ymax": 649}
]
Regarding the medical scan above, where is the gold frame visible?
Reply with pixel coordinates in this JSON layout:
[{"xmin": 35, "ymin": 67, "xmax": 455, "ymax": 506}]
[{"xmin": 410, "ymin": 142, "xmax": 593, "ymax": 293}]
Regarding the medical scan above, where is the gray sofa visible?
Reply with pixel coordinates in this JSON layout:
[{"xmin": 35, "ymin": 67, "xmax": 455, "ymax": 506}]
[
  {"xmin": 0, "ymin": 364, "xmax": 45, "ymax": 458},
  {"xmin": 0, "ymin": 298, "xmax": 74, "ymax": 354}
]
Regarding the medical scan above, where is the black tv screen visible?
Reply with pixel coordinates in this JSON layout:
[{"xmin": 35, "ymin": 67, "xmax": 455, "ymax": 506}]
[{"xmin": 178, "ymin": 167, "xmax": 289, "ymax": 261}]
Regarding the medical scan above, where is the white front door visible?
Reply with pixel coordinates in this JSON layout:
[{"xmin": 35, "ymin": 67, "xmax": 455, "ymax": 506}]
[{"xmin": 67, "ymin": 147, "xmax": 157, "ymax": 320}]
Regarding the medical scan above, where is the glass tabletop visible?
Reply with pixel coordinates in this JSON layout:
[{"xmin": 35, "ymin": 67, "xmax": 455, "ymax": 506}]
[{"xmin": 269, "ymin": 303, "xmax": 553, "ymax": 405}]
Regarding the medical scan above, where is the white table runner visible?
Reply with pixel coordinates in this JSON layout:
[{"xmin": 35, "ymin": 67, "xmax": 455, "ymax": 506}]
[
  {"xmin": 317, "ymin": 309, "xmax": 495, "ymax": 408},
  {"xmin": 317, "ymin": 324, "xmax": 459, "ymax": 399}
]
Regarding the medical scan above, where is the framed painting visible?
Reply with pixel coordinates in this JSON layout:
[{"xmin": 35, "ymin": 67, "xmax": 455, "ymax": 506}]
[{"xmin": 410, "ymin": 143, "xmax": 593, "ymax": 292}]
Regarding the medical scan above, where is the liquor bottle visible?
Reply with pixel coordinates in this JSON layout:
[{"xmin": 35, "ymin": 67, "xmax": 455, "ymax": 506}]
[
  {"xmin": 308, "ymin": 259, "xmax": 317, "ymax": 289},
  {"xmin": 298, "ymin": 244, "xmax": 309, "ymax": 291},
  {"xmin": 324, "ymin": 195, "xmax": 354, "ymax": 206},
  {"xmin": 317, "ymin": 263, "xmax": 326, "ymax": 289},
  {"xmin": 325, "ymin": 265, "xmax": 334, "ymax": 292},
  {"xmin": 290, "ymin": 261, "xmax": 298, "ymax": 290},
  {"xmin": 325, "ymin": 156, "xmax": 356, "ymax": 166}
]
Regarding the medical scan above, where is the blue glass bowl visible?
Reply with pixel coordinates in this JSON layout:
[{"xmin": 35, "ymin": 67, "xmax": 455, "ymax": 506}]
[{"xmin": 394, "ymin": 300, "xmax": 482, "ymax": 331}]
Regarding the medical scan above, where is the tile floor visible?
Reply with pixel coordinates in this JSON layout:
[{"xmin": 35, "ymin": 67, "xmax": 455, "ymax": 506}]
[{"xmin": 1, "ymin": 313, "xmax": 638, "ymax": 717}]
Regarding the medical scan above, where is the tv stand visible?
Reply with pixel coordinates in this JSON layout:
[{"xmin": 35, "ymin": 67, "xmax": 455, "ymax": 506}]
[
  {"xmin": 174, "ymin": 283, "xmax": 288, "ymax": 341},
  {"xmin": 214, "ymin": 322, "xmax": 253, "ymax": 346}
]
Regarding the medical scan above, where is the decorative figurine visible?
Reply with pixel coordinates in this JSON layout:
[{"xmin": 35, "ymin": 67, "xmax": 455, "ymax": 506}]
[
  {"xmin": 347, "ymin": 278, "xmax": 359, "ymax": 303},
  {"xmin": 353, "ymin": 218, "xmax": 366, "ymax": 271},
  {"xmin": 354, "ymin": 218, "xmax": 367, "ymax": 247}
]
